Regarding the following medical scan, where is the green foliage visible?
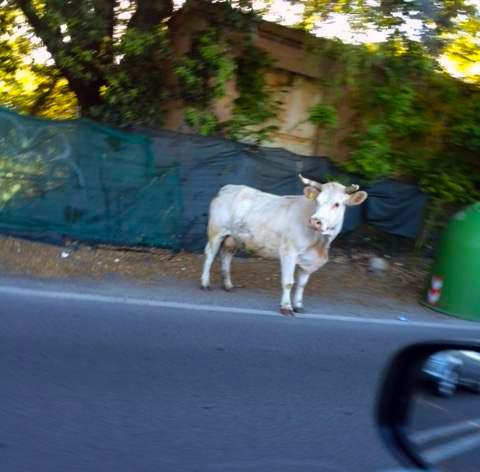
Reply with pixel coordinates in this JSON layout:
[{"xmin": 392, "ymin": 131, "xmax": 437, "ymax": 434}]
[
  {"xmin": 344, "ymin": 124, "xmax": 393, "ymax": 180},
  {"xmin": 0, "ymin": 4, "xmax": 77, "ymax": 119},
  {"xmin": 451, "ymin": 122, "xmax": 480, "ymax": 153},
  {"xmin": 175, "ymin": 28, "xmax": 236, "ymax": 134},
  {"xmin": 98, "ymin": 26, "xmax": 170, "ymax": 127},
  {"xmin": 311, "ymin": 36, "xmax": 479, "ymax": 205},
  {"xmin": 281, "ymin": 0, "xmax": 480, "ymax": 208},
  {"xmin": 288, "ymin": 1, "xmax": 480, "ymax": 208},
  {"xmin": 226, "ymin": 44, "xmax": 279, "ymax": 143},
  {"xmin": 120, "ymin": 27, "xmax": 159, "ymax": 57},
  {"xmin": 419, "ymin": 163, "xmax": 476, "ymax": 204},
  {"xmin": 174, "ymin": 21, "xmax": 279, "ymax": 142},
  {"xmin": 374, "ymin": 85, "xmax": 425, "ymax": 137},
  {"xmin": 175, "ymin": 28, "xmax": 236, "ymax": 104},
  {"xmin": 4, "ymin": 0, "xmax": 278, "ymax": 139},
  {"xmin": 4, "ymin": 0, "xmax": 174, "ymax": 126},
  {"xmin": 185, "ymin": 108, "xmax": 219, "ymax": 136},
  {"xmin": 308, "ymin": 104, "xmax": 338, "ymax": 129}
]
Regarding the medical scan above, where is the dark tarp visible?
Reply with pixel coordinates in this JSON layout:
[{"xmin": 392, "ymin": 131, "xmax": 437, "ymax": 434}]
[
  {"xmin": 0, "ymin": 105, "xmax": 426, "ymax": 251},
  {"xmin": 364, "ymin": 179, "xmax": 427, "ymax": 238},
  {"xmin": 146, "ymin": 128, "xmax": 427, "ymax": 251}
]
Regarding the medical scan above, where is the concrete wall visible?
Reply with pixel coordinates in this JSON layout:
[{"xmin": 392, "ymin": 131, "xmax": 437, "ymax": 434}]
[{"xmin": 164, "ymin": 5, "xmax": 353, "ymax": 160}]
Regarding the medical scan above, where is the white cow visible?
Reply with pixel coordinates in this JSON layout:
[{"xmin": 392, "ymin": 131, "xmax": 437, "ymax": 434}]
[{"xmin": 201, "ymin": 174, "xmax": 368, "ymax": 316}]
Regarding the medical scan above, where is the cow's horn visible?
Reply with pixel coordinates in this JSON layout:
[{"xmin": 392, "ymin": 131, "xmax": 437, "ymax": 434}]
[
  {"xmin": 298, "ymin": 174, "xmax": 322, "ymax": 190},
  {"xmin": 345, "ymin": 184, "xmax": 360, "ymax": 194}
]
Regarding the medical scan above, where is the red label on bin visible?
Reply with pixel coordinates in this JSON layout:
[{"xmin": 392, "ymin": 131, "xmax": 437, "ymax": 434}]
[{"xmin": 427, "ymin": 275, "xmax": 443, "ymax": 305}]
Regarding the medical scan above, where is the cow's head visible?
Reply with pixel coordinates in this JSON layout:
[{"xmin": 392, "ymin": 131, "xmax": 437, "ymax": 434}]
[{"xmin": 299, "ymin": 174, "xmax": 368, "ymax": 236}]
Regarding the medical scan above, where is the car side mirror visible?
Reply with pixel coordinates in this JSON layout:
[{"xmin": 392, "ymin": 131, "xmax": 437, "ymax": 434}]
[{"xmin": 376, "ymin": 341, "xmax": 480, "ymax": 471}]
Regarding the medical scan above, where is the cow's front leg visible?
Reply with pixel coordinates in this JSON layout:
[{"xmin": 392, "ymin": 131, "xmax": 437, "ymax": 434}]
[
  {"xmin": 293, "ymin": 268, "xmax": 311, "ymax": 313},
  {"xmin": 279, "ymin": 251, "xmax": 297, "ymax": 316}
]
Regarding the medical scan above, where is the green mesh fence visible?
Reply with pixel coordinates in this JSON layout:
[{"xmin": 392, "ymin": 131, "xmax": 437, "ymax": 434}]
[{"xmin": 0, "ymin": 106, "xmax": 182, "ymax": 249}]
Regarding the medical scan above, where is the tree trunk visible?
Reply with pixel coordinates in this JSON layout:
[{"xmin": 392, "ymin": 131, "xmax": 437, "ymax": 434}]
[
  {"xmin": 415, "ymin": 198, "xmax": 443, "ymax": 251},
  {"xmin": 67, "ymin": 78, "xmax": 105, "ymax": 119}
]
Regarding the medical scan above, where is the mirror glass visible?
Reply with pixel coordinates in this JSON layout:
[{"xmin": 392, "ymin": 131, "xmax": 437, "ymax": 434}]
[{"xmin": 406, "ymin": 350, "xmax": 480, "ymax": 472}]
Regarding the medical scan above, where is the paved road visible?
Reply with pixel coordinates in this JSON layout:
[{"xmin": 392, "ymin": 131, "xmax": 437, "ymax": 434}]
[{"xmin": 1, "ymin": 278, "xmax": 479, "ymax": 472}]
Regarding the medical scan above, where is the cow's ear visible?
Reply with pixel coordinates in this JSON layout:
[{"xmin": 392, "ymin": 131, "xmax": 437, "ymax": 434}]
[
  {"xmin": 345, "ymin": 191, "xmax": 367, "ymax": 206},
  {"xmin": 304, "ymin": 186, "xmax": 320, "ymax": 200}
]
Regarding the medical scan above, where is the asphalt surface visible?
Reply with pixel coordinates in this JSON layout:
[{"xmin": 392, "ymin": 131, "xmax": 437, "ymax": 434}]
[{"xmin": 1, "ymin": 277, "xmax": 480, "ymax": 472}]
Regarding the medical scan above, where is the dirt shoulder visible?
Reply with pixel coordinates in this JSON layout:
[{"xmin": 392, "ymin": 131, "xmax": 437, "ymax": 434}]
[{"xmin": 0, "ymin": 234, "xmax": 433, "ymax": 310}]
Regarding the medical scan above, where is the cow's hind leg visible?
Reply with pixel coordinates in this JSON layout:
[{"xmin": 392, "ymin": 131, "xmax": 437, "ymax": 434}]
[
  {"xmin": 279, "ymin": 251, "xmax": 297, "ymax": 316},
  {"xmin": 293, "ymin": 268, "xmax": 311, "ymax": 313},
  {"xmin": 220, "ymin": 236, "xmax": 236, "ymax": 291},
  {"xmin": 201, "ymin": 233, "xmax": 224, "ymax": 290}
]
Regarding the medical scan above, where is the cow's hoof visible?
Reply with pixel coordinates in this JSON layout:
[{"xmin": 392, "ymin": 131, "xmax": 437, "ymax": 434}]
[
  {"xmin": 200, "ymin": 285, "xmax": 212, "ymax": 291},
  {"xmin": 293, "ymin": 306, "xmax": 305, "ymax": 314},
  {"xmin": 280, "ymin": 307, "xmax": 295, "ymax": 317},
  {"xmin": 222, "ymin": 284, "xmax": 235, "ymax": 292}
]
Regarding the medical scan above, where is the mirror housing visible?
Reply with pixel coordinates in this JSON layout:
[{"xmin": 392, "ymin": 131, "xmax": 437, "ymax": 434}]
[{"xmin": 376, "ymin": 341, "xmax": 480, "ymax": 471}]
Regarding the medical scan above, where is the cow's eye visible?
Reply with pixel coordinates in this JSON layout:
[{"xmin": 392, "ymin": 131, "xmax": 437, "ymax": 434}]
[{"xmin": 334, "ymin": 203, "xmax": 340, "ymax": 208}]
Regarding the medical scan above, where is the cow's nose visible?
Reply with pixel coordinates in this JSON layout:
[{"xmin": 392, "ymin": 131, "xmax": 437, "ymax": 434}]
[{"xmin": 310, "ymin": 217, "xmax": 322, "ymax": 230}]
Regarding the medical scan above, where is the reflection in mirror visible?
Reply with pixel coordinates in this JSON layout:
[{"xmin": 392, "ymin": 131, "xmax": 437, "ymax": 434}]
[{"xmin": 406, "ymin": 350, "xmax": 480, "ymax": 472}]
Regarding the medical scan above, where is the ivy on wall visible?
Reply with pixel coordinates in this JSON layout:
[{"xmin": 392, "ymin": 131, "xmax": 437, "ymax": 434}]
[
  {"xmin": 174, "ymin": 7, "xmax": 279, "ymax": 142},
  {"xmin": 175, "ymin": 27, "xmax": 236, "ymax": 135},
  {"xmin": 225, "ymin": 43, "xmax": 279, "ymax": 143}
]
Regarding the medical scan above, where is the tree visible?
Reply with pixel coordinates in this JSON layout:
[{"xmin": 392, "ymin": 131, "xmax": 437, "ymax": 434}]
[
  {"xmin": 295, "ymin": 0, "xmax": 477, "ymax": 49},
  {"xmin": 0, "ymin": 3, "xmax": 77, "ymax": 118},
  {"xmin": 3, "ymin": 0, "xmax": 174, "ymax": 124},
  {"xmin": 441, "ymin": 16, "xmax": 480, "ymax": 85},
  {"xmin": 4, "ymin": 0, "xmax": 265, "ymax": 125},
  {"xmin": 5, "ymin": 0, "xmax": 479, "ymax": 123}
]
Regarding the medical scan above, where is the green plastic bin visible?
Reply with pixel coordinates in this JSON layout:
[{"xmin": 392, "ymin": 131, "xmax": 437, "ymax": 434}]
[{"xmin": 422, "ymin": 202, "xmax": 480, "ymax": 320}]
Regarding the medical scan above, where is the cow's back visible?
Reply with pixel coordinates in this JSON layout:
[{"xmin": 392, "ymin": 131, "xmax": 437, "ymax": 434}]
[
  {"xmin": 208, "ymin": 185, "xmax": 313, "ymax": 257},
  {"xmin": 215, "ymin": 185, "xmax": 274, "ymax": 220}
]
